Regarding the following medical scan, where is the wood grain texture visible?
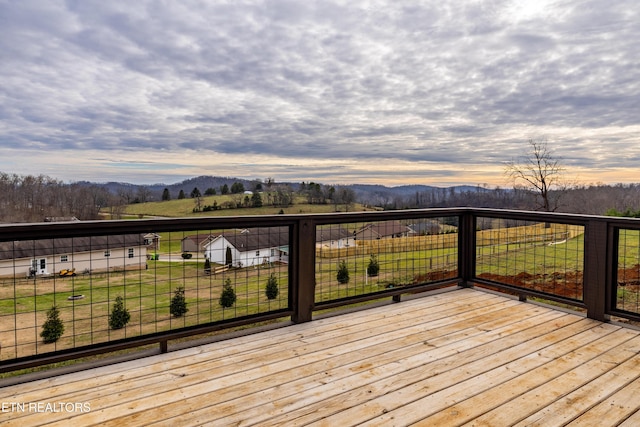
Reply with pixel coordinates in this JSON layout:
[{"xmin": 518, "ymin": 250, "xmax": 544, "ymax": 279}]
[{"xmin": 2, "ymin": 288, "xmax": 640, "ymax": 426}]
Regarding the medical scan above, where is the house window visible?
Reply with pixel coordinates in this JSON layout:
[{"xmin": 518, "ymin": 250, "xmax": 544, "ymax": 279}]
[
  {"xmin": 270, "ymin": 249, "xmax": 275, "ymax": 257},
  {"xmin": 255, "ymin": 250, "xmax": 260, "ymax": 257},
  {"xmin": 104, "ymin": 250, "xmax": 111, "ymax": 257},
  {"xmin": 60, "ymin": 255, "xmax": 68, "ymax": 263},
  {"xmin": 128, "ymin": 248, "xmax": 134, "ymax": 258}
]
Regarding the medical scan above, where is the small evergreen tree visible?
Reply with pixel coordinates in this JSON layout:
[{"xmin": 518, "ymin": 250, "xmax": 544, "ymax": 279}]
[
  {"xmin": 231, "ymin": 182, "xmax": 245, "ymax": 194},
  {"xmin": 220, "ymin": 278, "xmax": 236, "ymax": 308},
  {"xmin": 221, "ymin": 184, "xmax": 229, "ymax": 195},
  {"xmin": 109, "ymin": 295, "xmax": 130, "ymax": 330},
  {"xmin": 251, "ymin": 191, "xmax": 263, "ymax": 208},
  {"xmin": 40, "ymin": 306, "xmax": 64, "ymax": 343},
  {"xmin": 367, "ymin": 254, "xmax": 380, "ymax": 277},
  {"xmin": 162, "ymin": 188, "xmax": 171, "ymax": 201},
  {"xmin": 337, "ymin": 260, "xmax": 350, "ymax": 284},
  {"xmin": 170, "ymin": 287, "xmax": 189, "ymax": 317},
  {"xmin": 178, "ymin": 189, "xmax": 185, "ymax": 199},
  {"xmin": 265, "ymin": 273, "xmax": 279, "ymax": 300}
]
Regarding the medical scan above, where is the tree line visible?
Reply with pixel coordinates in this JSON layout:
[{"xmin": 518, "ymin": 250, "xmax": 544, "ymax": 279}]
[
  {"xmin": 369, "ymin": 182, "xmax": 640, "ymax": 216},
  {"xmin": 2, "ymin": 165, "xmax": 639, "ymax": 224},
  {"xmin": 0, "ymin": 172, "xmax": 111, "ymax": 223}
]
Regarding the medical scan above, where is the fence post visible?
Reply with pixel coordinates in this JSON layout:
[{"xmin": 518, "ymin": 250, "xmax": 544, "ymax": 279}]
[
  {"xmin": 291, "ymin": 218, "xmax": 316, "ymax": 323},
  {"xmin": 458, "ymin": 210, "xmax": 476, "ymax": 287},
  {"xmin": 583, "ymin": 219, "xmax": 609, "ymax": 321}
]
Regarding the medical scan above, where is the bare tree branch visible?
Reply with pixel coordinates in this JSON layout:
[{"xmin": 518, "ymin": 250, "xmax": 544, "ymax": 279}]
[{"xmin": 504, "ymin": 138, "xmax": 569, "ymax": 211}]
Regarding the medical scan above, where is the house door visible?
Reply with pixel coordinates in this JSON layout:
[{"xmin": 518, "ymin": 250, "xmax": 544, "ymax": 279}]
[{"xmin": 31, "ymin": 258, "xmax": 47, "ymax": 275}]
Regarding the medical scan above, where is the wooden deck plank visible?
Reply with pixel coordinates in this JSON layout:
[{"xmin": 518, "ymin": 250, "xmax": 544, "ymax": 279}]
[
  {"xmin": 140, "ymin": 303, "xmax": 558, "ymax": 426},
  {"xmin": 1, "ymin": 288, "xmax": 639, "ymax": 427},
  {"xmin": 467, "ymin": 333, "xmax": 640, "ymax": 426},
  {"xmin": 232, "ymin": 313, "xmax": 588, "ymax": 426},
  {"xmin": 413, "ymin": 327, "xmax": 639, "ymax": 426},
  {"xmin": 293, "ymin": 318, "xmax": 605, "ymax": 427},
  {"xmin": 617, "ymin": 408, "xmax": 640, "ymax": 427},
  {"xmin": 565, "ymin": 373, "xmax": 640, "ymax": 426}
]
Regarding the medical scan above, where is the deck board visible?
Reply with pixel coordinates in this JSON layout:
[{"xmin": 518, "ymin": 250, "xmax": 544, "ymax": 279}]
[{"xmin": 2, "ymin": 288, "xmax": 640, "ymax": 426}]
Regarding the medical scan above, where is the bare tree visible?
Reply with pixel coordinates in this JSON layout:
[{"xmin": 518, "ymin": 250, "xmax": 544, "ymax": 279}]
[
  {"xmin": 335, "ymin": 187, "xmax": 356, "ymax": 212},
  {"xmin": 136, "ymin": 186, "xmax": 152, "ymax": 203},
  {"xmin": 505, "ymin": 138, "xmax": 570, "ymax": 212}
]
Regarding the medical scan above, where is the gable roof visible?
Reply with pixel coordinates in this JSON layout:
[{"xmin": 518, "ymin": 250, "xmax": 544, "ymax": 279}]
[
  {"xmin": 210, "ymin": 227, "xmax": 289, "ymax": 253},
  {"xmin": 316, "ymin": 226, "xmax": 351, "ymax": 242},
  {"xmin": 356, "ymin": 221, "xmax": 413, "ymax": 239},
  {"xmin": 0, "ymin": 234, "xmax": 147, "ymax": 261}
]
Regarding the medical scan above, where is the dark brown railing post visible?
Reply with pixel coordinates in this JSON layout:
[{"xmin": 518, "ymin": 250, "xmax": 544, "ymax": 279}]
[
  {"xmin": 458, "ymin": 210, "xmax": 476, "ymax": 287},
  {"xmin": 583, "ymin": 219, "xmax": 609, "ymax": 322},
  {"xmin": 291, "ymin": 218, "xmax": 316, "ymax": 323}
]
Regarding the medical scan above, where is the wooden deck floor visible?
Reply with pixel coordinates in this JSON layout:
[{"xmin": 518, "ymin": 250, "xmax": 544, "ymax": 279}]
[{"xmin": 3, "ymin": 288, "xmax": 640, "ymax": 426}]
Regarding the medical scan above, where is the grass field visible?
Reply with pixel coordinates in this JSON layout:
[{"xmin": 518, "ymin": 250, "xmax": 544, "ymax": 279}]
[
  {"xmin": 0, "ymin": 259, "xmax": 290, "ymax": 360},
  {"xmin": 112, "ymin": 194, "xmax": 369, "ymax": 218}
]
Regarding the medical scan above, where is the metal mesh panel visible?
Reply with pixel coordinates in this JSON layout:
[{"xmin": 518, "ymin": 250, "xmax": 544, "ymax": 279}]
[
  {"xmin": 475, "ymin": 218, "xmax": 585, "ymax": 301},
  {"xmin": 0, "ymin": 227, "xmax": 290, "ymax": 361},
  {"xmin": 616, "ymin": 228, "xmax": 640, "ymax": 314},
  {"xmin": 314, "ymin": 217, "xmax": 458, "ymax": 304}
]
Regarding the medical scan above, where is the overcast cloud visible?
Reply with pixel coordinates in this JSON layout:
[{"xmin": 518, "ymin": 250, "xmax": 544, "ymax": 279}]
[{"xmin": 1, "ymin": 0, "xmax": 638, "ymax": 186}]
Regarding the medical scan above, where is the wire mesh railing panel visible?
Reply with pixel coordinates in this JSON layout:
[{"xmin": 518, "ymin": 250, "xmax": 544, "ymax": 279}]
[
  {"xmin": 314, "ymin": 217, "xmax": 459, "ymax": 304},
  {"xmin": 0, "ymin": 227, "xmax": 290, "ymax": 362},
  {"xmin": 615, "ymin": 228, "xmax": 640, "ymax": 315},
  {"xmin": 474, "ymin": 218, "xmax": 585, "ymax": 301}
]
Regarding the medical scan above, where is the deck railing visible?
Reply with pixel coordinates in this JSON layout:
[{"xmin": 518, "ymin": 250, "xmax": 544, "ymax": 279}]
[{"xmin": 0, "ymin": 208, "xmax": 639, "ymax": 374}]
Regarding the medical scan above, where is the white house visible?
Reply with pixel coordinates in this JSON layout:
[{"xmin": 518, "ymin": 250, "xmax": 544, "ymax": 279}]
[
  {"xmin": 203, "ymin": 227, "xmax": 289, "ymax": 268},
  {"xmin": 315, "ymin": 226, "xmax": 354, "ymax": 249},
  {"xmin": 0, "ymin": 234, "xmax": 149, "ymax": 278}
]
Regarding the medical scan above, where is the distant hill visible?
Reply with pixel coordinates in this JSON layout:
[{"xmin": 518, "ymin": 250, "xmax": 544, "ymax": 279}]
[
  {"xmin": 78, "ymin": 175, "xmax": 492, "ymax": 205},
  {"xmin": 163, "ymin": 176, "xmax": 258, "ymax": 197},
  {"xmin": 78, "ymin": 176, "xmax": 258, "ymax": 200}
]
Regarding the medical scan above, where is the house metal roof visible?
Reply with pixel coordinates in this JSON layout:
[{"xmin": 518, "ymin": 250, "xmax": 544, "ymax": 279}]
[
  {"xmin": 209, "ymin": 227, "xmax": 289, "ymax": 253},
  {"xmin": 0, "ymin": 234, "xmax": 148, "ymax": 260}
]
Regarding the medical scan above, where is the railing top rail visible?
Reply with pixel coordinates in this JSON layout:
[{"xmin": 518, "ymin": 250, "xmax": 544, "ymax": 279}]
[
  {"xmin": 0, "ymin": 208, "xmax": 469, "ymax": 241},
  {"xmin": 2, "ymin": 207, "xmax": 640, "ymax": 241},
  {"xmin": 464, "ymin": 207, "xmax": 618, "ymax": 225}
]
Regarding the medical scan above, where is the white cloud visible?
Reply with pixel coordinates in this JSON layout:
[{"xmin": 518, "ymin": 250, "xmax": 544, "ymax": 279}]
[{"xmin": 0, "ymin": 0, "xmax": 638, "ymax": 186}]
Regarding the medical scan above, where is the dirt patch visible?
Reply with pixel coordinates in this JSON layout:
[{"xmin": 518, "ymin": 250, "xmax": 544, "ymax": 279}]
[
  {"xmin": 618, "ymin": 264, "xmax": 640, "ymax": 285},
  {"xmin": 476, "ymin": 270, "xmax": 584, "ymax": 299},
  {"xmin": 414, "ymin": 269, "xmax": 458, "ymax": 283}
]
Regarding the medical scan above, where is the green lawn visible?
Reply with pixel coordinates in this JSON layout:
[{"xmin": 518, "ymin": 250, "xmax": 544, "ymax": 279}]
[
  {"xmin": 475, "ymin": 234, "xmax": 585, "ymax": 276},
  {"xmin": 111, "ymin": 194, "xmax": 368, "ymax": 218},
  {"xmin": 0, "ymin": 260, "xmax": 290, "ymax": 359}
]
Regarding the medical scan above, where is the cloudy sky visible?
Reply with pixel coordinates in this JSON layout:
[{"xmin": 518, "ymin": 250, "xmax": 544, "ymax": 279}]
[{"xmin": 1, "ymin": 0, "xmax": 638, "ymax": 187}]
